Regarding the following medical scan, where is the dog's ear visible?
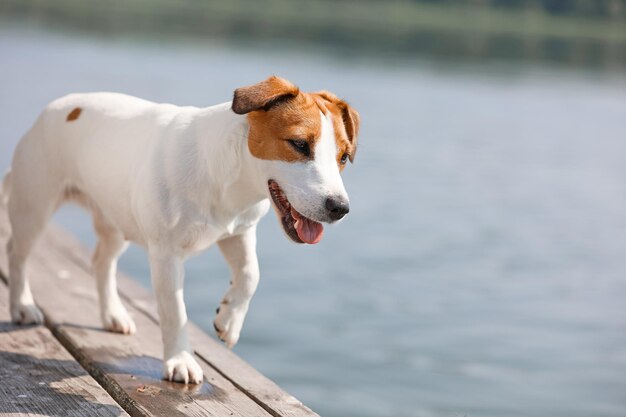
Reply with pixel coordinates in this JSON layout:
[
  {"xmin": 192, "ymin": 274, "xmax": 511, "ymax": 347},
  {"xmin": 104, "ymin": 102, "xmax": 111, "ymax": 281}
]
[
  {"xmin": 339, "ymin": 102, "xmax": 360, "ymax": 163},
  {"xmin": 232, "ymin": 76, "xmax": 300, "ymax": 115},
  {"xmin": 317, "ymin": 91, "xmax": 360, "ymax": 162}
]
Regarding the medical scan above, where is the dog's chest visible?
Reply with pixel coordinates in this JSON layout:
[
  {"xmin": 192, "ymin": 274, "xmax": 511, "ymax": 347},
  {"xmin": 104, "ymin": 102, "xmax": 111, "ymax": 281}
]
[{"xmin": 178, "ymin": 200, "xmax": 269, "ymax": 253}]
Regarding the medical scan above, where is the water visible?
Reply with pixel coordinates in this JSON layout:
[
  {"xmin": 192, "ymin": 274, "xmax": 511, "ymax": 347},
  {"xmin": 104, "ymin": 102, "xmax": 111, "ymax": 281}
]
[{"xmin": 2, "ymin": 26, "xmax": 626, "ymax": 417}]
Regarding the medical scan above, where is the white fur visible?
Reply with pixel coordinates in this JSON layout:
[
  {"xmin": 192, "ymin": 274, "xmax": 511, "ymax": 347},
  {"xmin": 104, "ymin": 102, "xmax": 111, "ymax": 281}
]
[{"xmin": 4, "ymin": 92, "xmax": 348, "ymax": 384}]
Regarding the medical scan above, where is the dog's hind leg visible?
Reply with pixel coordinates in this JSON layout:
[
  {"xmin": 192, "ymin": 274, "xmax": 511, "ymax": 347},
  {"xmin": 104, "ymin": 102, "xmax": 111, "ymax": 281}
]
[
  {"xmin": 6, "ymin": 181, "xmax": 57, "ymax": 325},
  {"xmin": 214, "ymin": 226, "xmax": 260, "ymax": 348},
  {"xmin": 6, "ymin": 231, "xmax": 45, "ymax": 324},
  {"xmin": 92, "ymin": 211, "xmax": 135, "ymax": 334}
]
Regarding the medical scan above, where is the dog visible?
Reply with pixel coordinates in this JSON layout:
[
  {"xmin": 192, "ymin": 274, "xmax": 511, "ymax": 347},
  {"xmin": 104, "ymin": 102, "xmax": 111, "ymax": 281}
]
[{"xmin": 2, "ymin": 76, "xmax": 359, "ymax": 384}]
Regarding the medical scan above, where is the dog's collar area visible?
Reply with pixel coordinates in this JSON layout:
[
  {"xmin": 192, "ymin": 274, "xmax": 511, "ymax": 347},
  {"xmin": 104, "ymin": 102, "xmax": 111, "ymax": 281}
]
[{"xmin": 267, "ymin": 180, "xmax": 324, "ymax": 244}]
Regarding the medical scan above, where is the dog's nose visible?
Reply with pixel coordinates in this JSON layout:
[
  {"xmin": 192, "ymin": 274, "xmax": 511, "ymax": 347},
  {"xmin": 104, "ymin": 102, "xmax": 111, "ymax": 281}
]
[{"xmin": 325, "ymin": 197, "xmax": 350, "ymax": 221}]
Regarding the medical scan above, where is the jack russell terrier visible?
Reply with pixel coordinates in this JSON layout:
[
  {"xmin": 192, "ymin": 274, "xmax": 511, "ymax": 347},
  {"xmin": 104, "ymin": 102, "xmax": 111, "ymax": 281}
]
[{"xmin": 2, "ymin": 76, "xmax": 359, "ymax": 384}]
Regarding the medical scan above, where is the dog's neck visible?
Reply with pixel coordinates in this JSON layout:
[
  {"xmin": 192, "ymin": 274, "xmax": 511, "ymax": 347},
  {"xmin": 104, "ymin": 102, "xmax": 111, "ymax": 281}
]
[
  {"xmin": 225, "ymin": 118, "xmax": 269, "ymax": 209},
  {"xmin": 187, "ymin": 103, "xmax": 268, "ymax": 215}
]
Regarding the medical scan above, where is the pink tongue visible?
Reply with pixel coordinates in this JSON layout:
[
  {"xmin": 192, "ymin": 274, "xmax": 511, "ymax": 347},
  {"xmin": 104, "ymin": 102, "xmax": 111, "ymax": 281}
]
[{"xmin": 292, "ymin": 209, "xmax": 324, "ymax": 244}]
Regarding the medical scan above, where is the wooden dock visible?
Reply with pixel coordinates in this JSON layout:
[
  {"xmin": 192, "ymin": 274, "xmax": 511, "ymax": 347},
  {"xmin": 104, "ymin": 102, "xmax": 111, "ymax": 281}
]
[{"xmin": 0, "ymin": 197, "xmax": 319, "ymax": 417}]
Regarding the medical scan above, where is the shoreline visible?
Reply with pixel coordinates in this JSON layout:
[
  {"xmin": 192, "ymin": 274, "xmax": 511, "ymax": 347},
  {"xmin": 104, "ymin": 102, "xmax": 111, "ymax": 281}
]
[{"xmin": 1, "ymin": 0, "xmax": 625, "ymax": 70}]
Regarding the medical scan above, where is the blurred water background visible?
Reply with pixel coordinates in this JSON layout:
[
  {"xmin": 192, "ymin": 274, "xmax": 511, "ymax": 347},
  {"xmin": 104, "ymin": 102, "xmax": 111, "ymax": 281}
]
[{"xmin": 1, "ymin": 2, "xmax": 626, "ymax": 416}]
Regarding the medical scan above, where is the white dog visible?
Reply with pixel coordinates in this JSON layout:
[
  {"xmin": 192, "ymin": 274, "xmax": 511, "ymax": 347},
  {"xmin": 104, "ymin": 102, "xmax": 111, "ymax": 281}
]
[{"xmin": 2, "ymin": 76, "xmax": 359, "ymax": 384}]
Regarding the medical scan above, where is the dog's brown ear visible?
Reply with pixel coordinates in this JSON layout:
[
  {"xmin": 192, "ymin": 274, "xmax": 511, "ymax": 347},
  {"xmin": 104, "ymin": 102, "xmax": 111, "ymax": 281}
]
[
  {"xmin": 232, "ymin": 76, "xmax": 300, "ymax": 115},
  {"xmin": 339, "ymin": 102, "xmax": 360, "ymax": 163},
  {"xmin": 317, "ymin": 91, "xmax": 360, "ymax": 162}
]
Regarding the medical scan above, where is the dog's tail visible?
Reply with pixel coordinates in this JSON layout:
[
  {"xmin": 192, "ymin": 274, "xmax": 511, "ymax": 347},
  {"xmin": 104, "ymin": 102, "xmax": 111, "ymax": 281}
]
[{"xmin": 1, "ymin": 170, "xmax": 11, "ymax": 205}]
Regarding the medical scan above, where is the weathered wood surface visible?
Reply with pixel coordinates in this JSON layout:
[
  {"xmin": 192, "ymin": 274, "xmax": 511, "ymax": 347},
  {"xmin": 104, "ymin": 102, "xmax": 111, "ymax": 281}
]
[
  {"xmin": 45, "ymin": 226, "xmax": 319, "ymax": 417},
  {"xmin": 0, "ymin": 196, "xmax": 319, "ymax": 417},
  {"xmin": 0, "ymin": 277, "xmax": 129, "ymax": 417}
]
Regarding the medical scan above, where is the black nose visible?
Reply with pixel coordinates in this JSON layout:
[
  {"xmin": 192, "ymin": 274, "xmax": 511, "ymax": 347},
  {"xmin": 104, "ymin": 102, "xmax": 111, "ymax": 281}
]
[{"xmin": 325, "ymin": 197, "xmax": 350, "ymax": 221}]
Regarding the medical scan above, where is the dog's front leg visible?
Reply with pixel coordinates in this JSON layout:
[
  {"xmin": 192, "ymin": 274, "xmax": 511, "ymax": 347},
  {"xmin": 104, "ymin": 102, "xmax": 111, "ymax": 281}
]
[
  {"xmin": 148, "ymin": 249, "xmax": 203, "ymax": 384},
  {"xmin": 214, "ymin": 227, "xmax": 260, "ymax": 348}
]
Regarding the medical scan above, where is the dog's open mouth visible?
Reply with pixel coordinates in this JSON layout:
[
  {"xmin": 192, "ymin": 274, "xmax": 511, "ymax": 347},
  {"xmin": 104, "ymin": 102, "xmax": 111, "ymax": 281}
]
[{"xmin": 268, "ymin": 180, "xmax": 324, "ymax": 244}]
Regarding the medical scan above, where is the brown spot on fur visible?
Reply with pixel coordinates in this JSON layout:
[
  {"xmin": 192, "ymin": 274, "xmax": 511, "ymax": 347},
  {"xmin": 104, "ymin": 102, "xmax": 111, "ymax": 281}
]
[
  {"xmin": 232, "ymin": 76, "xmax": 360, "ymax": 168},
  {"xmin": 66, "ymin": 107, "xmax": 82, "ymax": 122}
]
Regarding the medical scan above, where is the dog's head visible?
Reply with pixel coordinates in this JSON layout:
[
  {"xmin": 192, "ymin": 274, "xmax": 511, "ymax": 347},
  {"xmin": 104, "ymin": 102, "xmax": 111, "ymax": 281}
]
[{"xmin": 232, "ymin": 76, "xmax": 360, "ymax": 244}]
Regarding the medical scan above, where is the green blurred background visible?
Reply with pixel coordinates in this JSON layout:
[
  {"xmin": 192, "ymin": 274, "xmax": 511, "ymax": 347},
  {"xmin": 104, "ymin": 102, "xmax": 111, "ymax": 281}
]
[{"xmin": 2, "ymin": 0, "xmax": 626, "ymax": 70}]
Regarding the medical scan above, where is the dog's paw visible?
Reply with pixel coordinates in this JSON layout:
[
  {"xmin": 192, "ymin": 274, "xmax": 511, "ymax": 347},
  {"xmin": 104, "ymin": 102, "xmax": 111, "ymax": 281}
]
[
  {"xmin": 213, "ymin": 303, "xmax": 247, "ymax": 348},
  {"xmin": 11, "ymin": 302, "xmax": 44, "ymax": 325},
  {"xmin": 102, "ymin": 305, "xmax": 136, "ymax": 335},
  {"xmin": 163, "ymin": 351, "xmax": 203, "ymax": 384}
]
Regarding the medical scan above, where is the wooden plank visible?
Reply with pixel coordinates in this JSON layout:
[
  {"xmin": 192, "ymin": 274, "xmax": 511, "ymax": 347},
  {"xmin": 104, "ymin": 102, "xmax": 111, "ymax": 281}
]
[
  {"xmin": 0, "ymin": 200, "xmax": 273, "ymax": 417},
  {"xmin": 0, "ymin": 279, "xmax": 129, "ymax": 416},
  {"xmin": 42, "ymin": 212, "xmax": 321, "ymax": 417},
  {"xmin": 117, "ymin": 279, "xmax": 319, "ymax": 417}
]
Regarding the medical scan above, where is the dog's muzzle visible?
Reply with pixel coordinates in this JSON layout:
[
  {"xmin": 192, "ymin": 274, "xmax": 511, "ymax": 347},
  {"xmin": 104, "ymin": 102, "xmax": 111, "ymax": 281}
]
[{"xmin": 268, "ymin": 180, "xmax": 325, "ymax": 244}]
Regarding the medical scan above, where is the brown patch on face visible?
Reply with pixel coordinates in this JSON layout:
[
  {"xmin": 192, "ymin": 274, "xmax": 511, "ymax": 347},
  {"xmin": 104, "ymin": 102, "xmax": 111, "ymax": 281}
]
[
  {"xmin": 247, "ymin": 93, "xmax": 322, "ymax": 163},
  {"xmin": 313, "ymin": 91, "xmax": 360, "ymax": 168},
  {"xmin": 231, "ymin": 76, "xmax": 360, "ymax": 166},
  {"xmin": 66, "ymin": 107, "xmax": 82, "ymax": 122}
]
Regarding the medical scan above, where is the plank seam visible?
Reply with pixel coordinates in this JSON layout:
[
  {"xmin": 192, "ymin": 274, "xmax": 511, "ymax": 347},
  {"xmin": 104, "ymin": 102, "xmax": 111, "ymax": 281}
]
[
  {"xmin": 114, "ymin": 287, "xmax": 286, "ymax": 417},
  {"xmin": 51, "ymin": 242, "xmax": 291, "ymax": 417},
  {"xmin": 1, "ymin": 218, "xmax": 313, "ymax": 417},
  {"xmin": 0, "ymin": 270, "xmax": 148, "ymax": 417},
  {"xmin": 50, "ymin": 325, "xmax": 149, "ymax": 417}
]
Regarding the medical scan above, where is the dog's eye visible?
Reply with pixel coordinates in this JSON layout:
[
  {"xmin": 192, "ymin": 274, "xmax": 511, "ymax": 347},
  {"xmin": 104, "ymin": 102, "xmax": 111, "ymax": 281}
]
[
  {"xmin": 288, "ymin": 139, "xmax": 310, "ymax": 157},
  {"xmin": 340, "ymin": 153, "xmax": 349, "ymax": 165}
]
